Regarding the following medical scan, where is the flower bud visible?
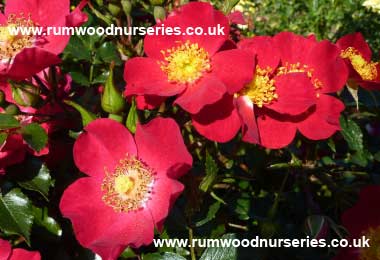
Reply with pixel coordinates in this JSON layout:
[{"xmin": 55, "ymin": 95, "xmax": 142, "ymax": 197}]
[
  {"xmin": 153, "ymin": 6, "xmax": 166, "ymax": 22},
  {"xmin": 95, "ymin": 0, "xmax": 104, "ymax": 6},
  {"xmin": 10, "ymin": 81, "xmax": 41, "ymax": 107},
  {"xmin": 101, "ymin": 64, "xmax": 126, "ymax": 114},
  {"xmin": 4, "ymin": 104, "xmax": 20, "ymax": 115},
  {"xmin": 304, "ymin": 215, "xmax": 329, "ymax": 239},
  {"xmin": 108, "ymin": 3, "xmax": 121, "ymax": 17},
  {"xmin": 121, "ymin": 0, "xmax": 132, "ymax": 16}
]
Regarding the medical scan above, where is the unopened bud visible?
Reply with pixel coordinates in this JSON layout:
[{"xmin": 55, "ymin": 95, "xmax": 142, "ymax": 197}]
[
  {"xmin": 108, "ymin": 3, "xmax": 121, "ymax": 17},
  {"xmin": 10, "ymin": 82, "xmax": 41, "ymax": 107},
  {"xmin": 101, "ymin": 63, "xmax": 126, "ymax": 114},
  {"xmin": 121, "ymin": 0, "xmax": 132, "ymax": 16},
  {"xmin": 153, "ymin": 6, "xmax": 166, "ymax": 22},
  {"xmin": 5, "ymin": 104, "xmax": 20, "ymax": 115}
]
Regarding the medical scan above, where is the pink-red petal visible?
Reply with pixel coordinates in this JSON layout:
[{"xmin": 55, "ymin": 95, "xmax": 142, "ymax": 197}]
[
  {"xmin": 211, "ymin": 49, "xmax": 255, "ymax": 94},
  {"xmin": 9, "ymin": 249, "xmax": 40, "ymax": 260},
  {"xmin": 146, "ymin": 176, "xmax": 184, "ymax": 225},
  {"xmin": 3, "ymin": 48, "xmax": 61, "ymax": 81},
  {"xmin": 135, "ymin": 117, "xmax": 192, "ymax": 179},
  {"xmin": 174, "ymin": 75, "xmax": 226, "ymax": 114},
  {"xmin": 268, "ymin": 73, "xmax": 317, "ymax": 115},
  {"xmin": 124, "ymin": 57, "xmax": 185, "ymax": 97},
  {"xmin": 257, "ymin": 114, "xmax": 297, "ymax": 149},
  {"xmin": 297, "ymin": 94, "xmax": 344, "ymax": 140},
  {"xmin": 73, "ymin": 119, "xmax": 137, "ymax": 179},
  {"xmin": 235, "ymin": 96, "xmax": 259, "ymax": 144},
  {"xmin": 192, "ymin": 94, "xmax": 241, "ymax": 143},
  {"xmin": 60, "ymin": 177, "xmax": 155, "ymax": 259},
  {"xmin": 305, "ymin": 40, "xmax": 348, "ymax": 93},
  {"xmin": 238, "ymin": 36, "xmax": 280, "ymax": 71},
  {"xmin": 0, "ymin": 239, "xmax": 11, "ymax": 260}
]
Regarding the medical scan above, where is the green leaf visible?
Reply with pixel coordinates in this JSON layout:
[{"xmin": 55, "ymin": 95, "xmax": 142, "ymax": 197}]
[
  {"xmin": 64, "ymin": 100, "xmax": 97, "ymax": 127},
  {"xmin": 126, "ymin": 98, "xmax": 138, "ymax": 134},
  {"xmin": 63, "ymin": 36, "xmax": 91, "ymax": 61},
  {"xmin": 0, "ymin": 189, "xmax": 34, "ymax": 244},
  {"xmin": 17, "ymin": 163, "xmax": 53, "ymax": 200},
  {"xmin": 199, "ymin": 233, "xmax": 237, "ymax": 260},
  {"xmin": 143, "ymin": 252, "xmax": 186, "ymax": 260},
  {"xmin": 21, "ymin": 123, "xmax": 48, "ymax": 152},
  {"xmin": 0, "ymin": 132, "xmax": 8, "ymax": 146},
  {"xmin": 96, "ymin": 42, "xmax": 122, "ymax": 65},
  {"xmin": 340, "ymin": 116, "xmax": 364, "ymax": 152},
  {"xmin": 70, "ymin": 71, "xmax": 91, "ymax": 87},
  {"xmin": 32, "ymin": 206, "xmax": 62, "ymax": 236},
  {"xmin": 120, "ymin": 247, "xmax": 137, "ymax": 259},
  {"xmin": 92, "ymin": 71, "xmax": 110, "ymax": 84},
  {"xmin": 0, "ymin": 114, "xmax": 20, "ymax": 130},
  {"xmin": 196, "ymin": 201, "xmax": 221, "ymax": 227},
  {"xmin": 200, "ymin": 151, "xmax": 218, "ymax": 192}
]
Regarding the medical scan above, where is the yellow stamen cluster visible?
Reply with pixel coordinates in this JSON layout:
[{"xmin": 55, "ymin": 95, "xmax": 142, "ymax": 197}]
[
  {"xmin": 101, "ymin": 155, "xmax": 155, "ymax": 213},
  {"xmin": 360, "ymin": 226, "xmax": 380, "ymax": 260},
  {"xmin": 240, "ymin": 66, "xmax": 278, "ymax": 107},
  {"xmin": 277, "ymin": 62, "xmax": 323, "ymax": 89},
  {"xmin": 0, "ymin": 13, "xmax": 35, "ymax": 61},
  {"xmin": 341, "ymin": 47, "xmax": 378, "ymax": 81},
  {"xmin": 160, "ymin": 41, "xmax": 211, "ymax": 84}
]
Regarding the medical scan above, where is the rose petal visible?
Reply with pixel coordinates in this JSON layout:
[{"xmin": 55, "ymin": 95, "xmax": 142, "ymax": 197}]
[
  {"xmin": 124, "ymin": 57, "xmax": 185, "ymax": 97},
  {"xmin": 73, "ymin": 119, "xmax": 137, "ymax": 179},
  {"xmin": 211, "ymin": 49, "xmax": 255, "ymax": 94},
  {"xmin": 257, "ymin": 114, "xmax": 297, "ymax": 149},
  {"xmin": 235, "ymin": 96, "xmax": 259, "ymax": 144},
  {"xmin": 174, "ymin": 75, "xmax": 226, "ymax": 114},
  {"xmin": 192, "ymin": 94, "xmax": 241, "ymax": 143},
  {"xmin": 297, "ymin": 94, "xmax": 344, "ymax": 140},
  {"xmin": 135, "ymin": 117, "xmax": 192, "ymax": 179},
  {"xmin": 267, "ymin": 73, "xmax": 317, "ymax": 115}
]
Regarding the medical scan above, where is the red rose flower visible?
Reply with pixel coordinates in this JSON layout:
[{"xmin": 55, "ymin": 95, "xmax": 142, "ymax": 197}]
[
  {"xmin": 334, "ymin": 186, "xmax": 380, "ymax": 260},
  {"xmin": 60, "ymin": 117, "xmax": 192, "ymax": 260},
  {"xmin": 336, "ymin": 32, "xmax": 380, "ymax": 90},
  {"xmin": 192, "ymin": 32, "xmax": 348, "ymax": 148},
  {"xmin": 0, "ymin": 0, "xmax": 87, "ymax": 81},
  {"xmin": 0, "ymin": 239, "xmax": 40, "ymax": 260},
  {"xmin": 124, "ymin": 2, "xmax": 253, "ymax": 114}
]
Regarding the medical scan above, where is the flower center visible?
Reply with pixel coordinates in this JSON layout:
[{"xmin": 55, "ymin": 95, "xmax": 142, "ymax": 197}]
[
  {"xmin": 341, "ymin": 47, "xmax": 378, "ymax": 81},
  {"xmin": 239, "ymin": 66, "xmax": 277, "ymax": 107},
  {"xmin": 277, "ymin": 62, "xmax": 323, "ymax": 90},
  {"xmin": 101, "ymin": 155, "xmax": 155, "ymax": 213},
  {"xmin": 160, "ymin": 41, "xmax": 211, "ymax": 84},
  {"xmin": 360, "ymin": 226, "xmax": 380, "ymax": 260},
  {"xmin": 0, "ymin": 14, "xmax": 35, "ymax": 61}
]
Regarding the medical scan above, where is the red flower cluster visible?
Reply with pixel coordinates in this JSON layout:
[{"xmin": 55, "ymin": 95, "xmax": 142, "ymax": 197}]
[
  {"xmin": 60, "ymin": 118, "xmax": 192, "ymax": 259},
  {"xmin": 124, "ymin": 2, "xmax": 352, "ymax": 149},
  {"xmin": 334, "ymin": 186, "xmax": 380, "ymax": 260},
  {"xmin": 0, "ymin": 239, "xmax": 40, "ymax": 260}
]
